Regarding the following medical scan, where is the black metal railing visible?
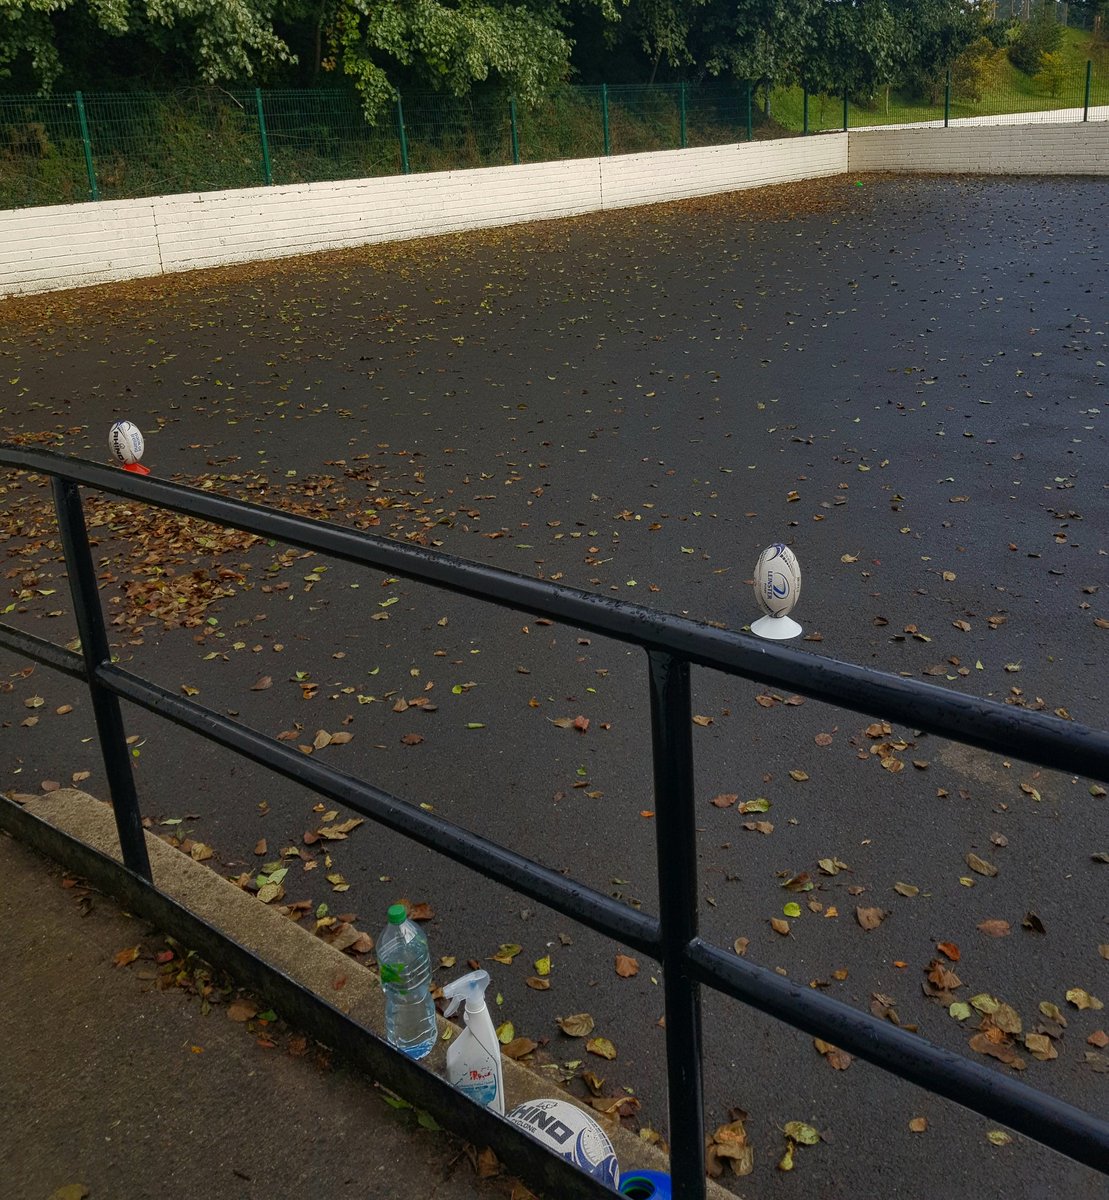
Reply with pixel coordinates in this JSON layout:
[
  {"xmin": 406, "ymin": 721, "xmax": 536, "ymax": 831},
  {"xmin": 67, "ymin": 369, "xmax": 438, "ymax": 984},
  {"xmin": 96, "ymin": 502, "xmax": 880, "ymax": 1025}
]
[{"xmin": 2, "ymin": 445, "xmax": 1108, "ymax": 1196}]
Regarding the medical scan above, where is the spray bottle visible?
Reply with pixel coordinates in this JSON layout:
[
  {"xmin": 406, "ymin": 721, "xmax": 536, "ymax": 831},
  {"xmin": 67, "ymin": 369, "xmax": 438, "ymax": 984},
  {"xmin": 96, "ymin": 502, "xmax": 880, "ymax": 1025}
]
[{"xmin": 441, "ymin": 969, "xmax": 504, "ymax": 1114}]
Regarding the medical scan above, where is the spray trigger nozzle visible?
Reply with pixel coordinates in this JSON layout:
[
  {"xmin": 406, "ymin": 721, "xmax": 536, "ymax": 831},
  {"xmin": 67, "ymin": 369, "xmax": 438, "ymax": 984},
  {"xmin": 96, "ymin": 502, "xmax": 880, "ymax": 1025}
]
[{"xmin": 442, "ymin": 969, "xmax": 491, "ymax": 1018}]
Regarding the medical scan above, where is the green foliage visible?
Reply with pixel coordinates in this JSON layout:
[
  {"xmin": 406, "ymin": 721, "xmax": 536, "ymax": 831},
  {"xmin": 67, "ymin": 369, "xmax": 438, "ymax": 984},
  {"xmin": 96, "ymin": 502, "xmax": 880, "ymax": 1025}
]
[
  {"xmin": 1008, "ymin": 4, "xmax": 1063, "ymax": 75},
  {"xmin": 1034, "ymin": 50, "xmax": 1069, "ymax": 97},
  {"xmin": 951, "ymin": 35, "xmax": 1003, "ymax": 102},
  {"xmin": 325, "ymin": 0, "xmax": 577, "ymax": 121},
  {"xmin": 0, "ymin": 0, "xmax": 294, "ymax": 90}
]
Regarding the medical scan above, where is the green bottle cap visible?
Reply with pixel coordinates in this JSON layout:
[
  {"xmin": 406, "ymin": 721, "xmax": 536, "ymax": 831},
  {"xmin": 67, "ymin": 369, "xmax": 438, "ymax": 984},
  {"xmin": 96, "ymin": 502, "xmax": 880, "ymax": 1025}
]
[{"xmin": 387, "ymin": 904, "xmax": 407, "ymax": 925}]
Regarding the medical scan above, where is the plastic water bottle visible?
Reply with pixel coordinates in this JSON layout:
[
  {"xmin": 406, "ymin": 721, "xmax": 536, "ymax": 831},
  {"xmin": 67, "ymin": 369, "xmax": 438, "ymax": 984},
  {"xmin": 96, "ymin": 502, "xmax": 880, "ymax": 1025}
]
[{"xmin": 378, "ymin": 904, "xmax": 437, "ymax": 1059}]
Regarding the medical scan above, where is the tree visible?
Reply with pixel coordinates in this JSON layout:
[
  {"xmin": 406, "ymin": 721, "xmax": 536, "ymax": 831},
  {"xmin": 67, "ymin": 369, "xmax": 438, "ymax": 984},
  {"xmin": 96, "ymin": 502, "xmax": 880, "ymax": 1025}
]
[
  {"xmin": 1008, "ymin": 2, "xmax": 1063, "ymax": 74},
  {"xmin": 323, "ymin": 0, "xmax": 585, "ymax": 118},
  {"xmin": 892, "ymin": 0, "xmax": 982, "ymax": 103},
  {"xmin": 0, "ymin": 0, "xmax": 295, "ymax": 91},
  {"xmin": 1034, "ymin": 49, "xmax": 1069, "ymax": 95},
  {"xmin": 951, "ymin": 34, "xmax": 1002, "ymax": 101},
  {"xmin": 797, "ymin": 0, "xmax": 899, "ymax": 100}
]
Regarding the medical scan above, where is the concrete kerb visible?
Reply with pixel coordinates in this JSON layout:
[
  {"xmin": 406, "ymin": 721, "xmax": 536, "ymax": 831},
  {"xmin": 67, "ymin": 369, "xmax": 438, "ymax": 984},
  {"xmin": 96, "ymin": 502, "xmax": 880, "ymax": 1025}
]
[{"xmin": 8, "ymin": 788, "xmax": 737, "ymax": 1200}]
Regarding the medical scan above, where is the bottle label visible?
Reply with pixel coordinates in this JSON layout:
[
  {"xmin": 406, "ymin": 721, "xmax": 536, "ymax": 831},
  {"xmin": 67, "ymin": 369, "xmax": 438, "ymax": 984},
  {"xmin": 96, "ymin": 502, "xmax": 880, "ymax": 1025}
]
[{"xmin": 459, "ymin": 1066, "xmax": 497, "ymax": 1107}]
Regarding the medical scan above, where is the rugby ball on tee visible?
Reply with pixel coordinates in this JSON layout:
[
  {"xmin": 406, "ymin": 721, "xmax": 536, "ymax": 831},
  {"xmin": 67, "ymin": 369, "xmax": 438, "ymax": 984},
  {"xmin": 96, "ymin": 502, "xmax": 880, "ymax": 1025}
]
[
  {"xmin": 753, "ymin": 543, "xmax": 801, "ymax": 618},
  {"xmin": 108, "ymin": 420, "xmax": 144, "ymax": 465},
  {"xmin": 505, "ymin": 1098, "xmax": 619, "ymax": 1188}
]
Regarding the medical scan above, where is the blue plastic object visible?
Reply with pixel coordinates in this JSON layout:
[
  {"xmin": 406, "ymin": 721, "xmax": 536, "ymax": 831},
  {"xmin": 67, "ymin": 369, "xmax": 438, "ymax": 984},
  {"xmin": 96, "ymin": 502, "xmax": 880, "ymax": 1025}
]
[{"xmin": 619, "ymin": 1169, "xmax": 671, "ymax": 1199}]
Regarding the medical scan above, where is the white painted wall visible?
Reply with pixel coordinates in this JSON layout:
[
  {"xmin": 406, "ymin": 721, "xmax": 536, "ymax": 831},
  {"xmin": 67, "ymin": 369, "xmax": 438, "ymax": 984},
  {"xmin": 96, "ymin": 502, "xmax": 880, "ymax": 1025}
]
[
  {"xmin": 848, "ymin": 121, "xmax": 1109, "ymax": 175},
  {"xmin": 0, "ymin": 136, "xmax": 846, "ymax": 298},
  {"xmin": 1, "ymin": 120, "xmax": 1103, "ymax": 299},
  {"xmin": 0, "ymin": 198, "xmax": 162, "ymax": 296}
]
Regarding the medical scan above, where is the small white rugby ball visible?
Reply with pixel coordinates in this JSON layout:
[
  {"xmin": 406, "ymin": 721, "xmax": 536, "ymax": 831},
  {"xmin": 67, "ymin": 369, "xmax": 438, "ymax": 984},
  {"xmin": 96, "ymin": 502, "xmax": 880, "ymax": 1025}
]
[
  {"xmin": 505, "ymin": 1098, "xmax": 619, "ymax": 1187},
  {"xmin": 753, "ymin": 543, "xmax": 801, "ymax": 618},
  {"xmin": 108, "ymin": 420, "xmax": 144, "ymax": 465}
]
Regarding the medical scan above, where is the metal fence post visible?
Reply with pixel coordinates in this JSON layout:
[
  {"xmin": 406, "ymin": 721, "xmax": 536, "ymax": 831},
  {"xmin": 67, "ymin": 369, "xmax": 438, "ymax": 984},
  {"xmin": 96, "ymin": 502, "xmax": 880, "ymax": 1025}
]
[
  {"xmin": 647, "ymin": 650, "xmax": 705, "ymax": 1200},
  {"xmin": 944, "ymin": 69, "xmax": 951, "ymax": 127},
  {"xmin": 255, "ymin": 88, "xmax": 273, "ymax": 185},
  {"xmin": 74, "ymin": 91, "xmax": 100, "ymax": 202},
  {"xmin": 802, "ymin": 83, "xmax": 809, "ymax": 134},
  {"xmin": 601, "ymin": 83, "xmax": 611, "ymax": 155},
  {"xmin": 679, "ymin": 82, "xmax": 687, "ymax": 148},
  {"xmin": 51, "ymin": 478, "xmax": 151, "ymax": 880},
  {"xmin": 1084, "ymin": 59, "xmax": 1092, "ymax": 121},
  {"xmin": 746, "ymin": 82, "xmax": 754, "ymax": 141},
  {"xmin": 509, "ymin": 96, "xmax": 520, "ymax": 163},
  {"xmin": 396, "ymin": 94, "xmax": 411, "ymax": 174},
  {"xmin": 843, "ymin": 85, "xmax": 849, "ymax": 131}
]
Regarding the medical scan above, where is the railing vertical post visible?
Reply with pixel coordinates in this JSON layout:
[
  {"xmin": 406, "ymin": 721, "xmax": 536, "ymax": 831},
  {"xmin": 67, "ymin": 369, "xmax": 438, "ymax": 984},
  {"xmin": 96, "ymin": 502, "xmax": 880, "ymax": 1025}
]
[
  {"xmin": 647, "ymin": 650, "xmax": 705, "ymax": 1200},
  {"xmin": 1083, "ymin": 59, "xmax": 1092, "ymax": 121},
  {"xmin": 74, "ymin": 91, "xmax": 99, "ymax": 202},
  {"xmin": 746, "ymin": 81, "xmax": 754, "ymax": 141},
  {"xmin": 843, "ymin": 84, "xmax": 849, "ymax": 131},
  {"xmin": 601, "ymin": 83, "xmax": 611, "ymax": 155},
  {"xmin": 51, "ymin": 478, "xmax": 151, "ymax": 881},
  {"xmin": 509, "ymin": 96, "xmax": 520, "ymax": 163},
  {"xmin": 396, "ymin": 94, "xmax": 411, "ymax": 174},
  {"xmin": 679, "ymin": 82, "xmax": 687, "ymax": 148},
  {"xmin": 255, "ymin": 88, "xmax": 273, "ymax": 185},
  {"xmin": 944, "ymin": 69, "xmax": 951, "ymax": 127},
  {"xmin": 802, "ymin": 83, "xmax": 809, "ymax": 134}
]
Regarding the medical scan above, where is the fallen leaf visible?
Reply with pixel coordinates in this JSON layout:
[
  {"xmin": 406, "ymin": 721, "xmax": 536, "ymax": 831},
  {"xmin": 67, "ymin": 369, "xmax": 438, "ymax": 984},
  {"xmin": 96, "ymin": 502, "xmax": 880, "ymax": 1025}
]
[
  {"xmin": 48, "ymin": 1188, "xmax": 90, "ymax": 1200},
  {"xmin": 894, "ymin": 882, "xmax": 919, "ymax": 898},
  {"xmin": 788, "ymin": 769, "xmax": 809, "ymax": 782},
  {"xmin": 977, "ymin": 920, "xmax": 1011, "ymax": 938},
  {"xmin": 711, "ymin": 793, "xmax": 737, "ymax": 808},
  {"xmin": 986, "ymin": 1130, "xmax": 1013, "ymax": 1147},
  {"xmin": 251, "ymin": 675, "xmax": 273, "ymax": 691},
  {"xmin": 615, "ymin": 954, "xmax": 639, "ymax": 978},
  {"xmin": 692, "ymin": 714, "xmax": 713, "ymax": 727},
  {"xmin": 770, "ymin": 917, "xmax": 791, "ymax": 935},
  {"xmin": 227, "ymin": 998, "xmax": 258, "ymax": 1022},
  {"xmin": 936, "ymin": 941, "xmax": 960, "ymax": 962},
  {"xmin": 557, "ymin": 1013, "xmax": 595, "ymax": 1037},
  {"xmin": 502, "ymin": 1037, "xmax": 538, "ymax": 1059},
  {"xmin": 909, "ymin": 1117, "xmax": 928, "ymax": 1133},
  {"xmin": 966, "ymin": 853, "xmax": 998, "ymax": 877},
  {"xmin": 586, "ymin": 1036, "xmax": 617, "ymax": 1060},
  {"xmin": 783, "ymin": 1121, "xmax": 820, "ymax": 1146},
  {"xmin": 112, "ymin": 946, "xmax": 140, "ymax": 968},
  {"xmin": 1066, "ymin": 988, "xmax": 1103, "ymax": 1011},
  {"xmin": 855, "ymin": 906, "xmax": 887, "ymax": 931}
]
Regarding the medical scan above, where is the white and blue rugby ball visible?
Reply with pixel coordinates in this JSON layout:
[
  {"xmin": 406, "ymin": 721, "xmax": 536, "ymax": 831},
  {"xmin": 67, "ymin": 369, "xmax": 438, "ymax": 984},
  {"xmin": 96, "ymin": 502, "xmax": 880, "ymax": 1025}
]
[
  {"xmin": 108, "ymin": 420, "xmax": 144, "ymax": 465},
  {"xmin": 506, "ymin": 1098, "xmax": 620, "ymax": 1188},
  {"xmin": 753, "ymin": 543, "xmax": 801, "ymax": 618}
]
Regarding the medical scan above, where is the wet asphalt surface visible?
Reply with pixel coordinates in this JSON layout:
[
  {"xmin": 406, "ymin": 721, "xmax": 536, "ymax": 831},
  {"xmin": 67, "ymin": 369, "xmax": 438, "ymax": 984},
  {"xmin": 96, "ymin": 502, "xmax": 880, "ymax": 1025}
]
[{"xmin": 2, "ymin": 174, "xmax": 1107, "ymax": 1199}]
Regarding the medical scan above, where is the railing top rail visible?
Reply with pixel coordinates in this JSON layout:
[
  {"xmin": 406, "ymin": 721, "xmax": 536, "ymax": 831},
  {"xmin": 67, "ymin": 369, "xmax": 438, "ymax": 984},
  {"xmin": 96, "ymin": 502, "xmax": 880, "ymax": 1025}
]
[{"xmin": 5, "ymin": 444, "xmax": 1109, "ymax": 784}]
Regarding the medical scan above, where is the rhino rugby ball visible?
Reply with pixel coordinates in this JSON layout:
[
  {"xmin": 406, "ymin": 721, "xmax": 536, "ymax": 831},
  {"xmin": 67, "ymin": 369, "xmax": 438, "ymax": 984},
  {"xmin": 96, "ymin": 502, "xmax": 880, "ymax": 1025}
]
[
  {"xmin": 506, "ymin": 1098, "xmax": 619, "ymax": 1187},
  {"xmin": 108, "ymin": 420, "xmax": 144, "ymax": 465},
  {"xmin": 753, "ymin": 543, "xmax": 800, "ymax": 618}
]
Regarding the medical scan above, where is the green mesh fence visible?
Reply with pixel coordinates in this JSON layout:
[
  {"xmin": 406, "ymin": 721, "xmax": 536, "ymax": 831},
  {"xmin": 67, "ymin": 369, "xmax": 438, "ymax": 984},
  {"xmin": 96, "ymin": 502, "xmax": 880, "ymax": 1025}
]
[
  {"xmin": 261, "ymin": 89, "xmax": 401, "ymax": 184},
  {"xmin": 0, "ymin": 70, "xmax": 1105, "ymax": 212},
  {"xmin": 82, "ymin": 90, "xmax": 262, "ymax": 199},
  {"xmin": 515, "ymin": 86, "xmax": 605, "ymax": 163},
  {"xmin": 0, "ymin": 94, "xmax": 89, "ymax": 207},
  {"xmin": 401, "ymin": 92, "xmax": 513, "ymax": 173}
]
